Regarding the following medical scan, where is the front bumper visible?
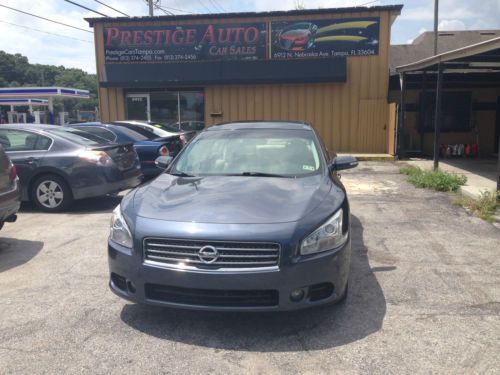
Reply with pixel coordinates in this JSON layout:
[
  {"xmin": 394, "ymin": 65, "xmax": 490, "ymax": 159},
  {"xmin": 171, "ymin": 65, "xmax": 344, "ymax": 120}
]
[{"xmin": 108, "ymin": 237, "xmax": 351, "ymax": 312}]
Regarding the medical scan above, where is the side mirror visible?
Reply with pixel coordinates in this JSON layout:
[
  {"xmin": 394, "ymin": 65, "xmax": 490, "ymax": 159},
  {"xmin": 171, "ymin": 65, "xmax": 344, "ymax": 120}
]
[
  {"xmin": 155, "ymin": 156, "xmax": 173, "ymax": 170},
  {"xmin": 330, "ymin": 156, "xmax": 358, "ymax": 171}
]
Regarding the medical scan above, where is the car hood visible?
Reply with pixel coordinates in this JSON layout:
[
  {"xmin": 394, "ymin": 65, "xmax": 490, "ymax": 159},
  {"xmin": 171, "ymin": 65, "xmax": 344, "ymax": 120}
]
[{"xmin": 134, "ymin": 174, "xmax": 332, "ymax": 224}]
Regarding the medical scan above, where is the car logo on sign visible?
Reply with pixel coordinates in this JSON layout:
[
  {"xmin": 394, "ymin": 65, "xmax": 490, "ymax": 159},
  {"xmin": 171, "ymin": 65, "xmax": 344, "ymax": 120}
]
[{"xmin": 198, "ymin": 245, "xmax": 219, "ymax": 264}]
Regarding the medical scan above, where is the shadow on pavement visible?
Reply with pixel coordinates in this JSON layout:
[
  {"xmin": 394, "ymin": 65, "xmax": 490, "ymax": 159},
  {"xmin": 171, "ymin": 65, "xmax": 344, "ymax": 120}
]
[
  {"xmin": 120, "ymin": 215, "xmax": 386, "ymax": 351},
  {"xmin": 0, "ymin": 238, "xmax": 44, "ymax": 273}
]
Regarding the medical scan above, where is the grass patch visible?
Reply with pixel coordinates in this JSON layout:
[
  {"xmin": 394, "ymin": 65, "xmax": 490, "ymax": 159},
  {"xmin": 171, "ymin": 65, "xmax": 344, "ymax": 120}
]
[
  {"xmin": 454, "ymin": 190, "xmax": 499, "ymax": 222},
  {"xmin": 400, "ymin": 165, "xmax": 467, "ymax": 192}
]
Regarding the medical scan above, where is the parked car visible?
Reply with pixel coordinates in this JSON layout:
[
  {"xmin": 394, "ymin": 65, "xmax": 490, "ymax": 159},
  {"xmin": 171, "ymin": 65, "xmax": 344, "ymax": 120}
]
[
  {"xmin": 108, "ymin": 121, "xmax": 358, "ymax": 311},
  {"xmin": 0, "ymin": 124, "xmax": 142, "ymax": 212},
  {"xmin": 69, "ymin": 123, "xmax": 184, "ymax": 178},
  {"xmin": 111, "ymin": 120, "xmax": 194, "ymax": 144},
  {"xmin": 166, "ymin": 121, "xmax": 205, "ymax": 133},
  {"xmin": 0, "ymin": 146, "xmax": 20, "ymax": 229}
]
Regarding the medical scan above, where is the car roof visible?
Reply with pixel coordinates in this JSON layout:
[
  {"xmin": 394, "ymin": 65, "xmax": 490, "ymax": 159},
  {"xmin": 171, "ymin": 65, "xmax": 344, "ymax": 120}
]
[
  {"xmin": 0, "ymin": 123, "xmax": 63, "ymax": 131},
  {"xmin": 208, "ymin": 121, "xmax": 313, "ymax": 131}
]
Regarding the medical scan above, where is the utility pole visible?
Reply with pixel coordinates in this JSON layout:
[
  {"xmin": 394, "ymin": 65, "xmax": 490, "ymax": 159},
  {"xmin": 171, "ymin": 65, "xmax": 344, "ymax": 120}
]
[
  {"xmin": 433, "ymin": 0, "xmax": 439, "ymax": 55},
  {"xmin": 148, "ymin": 0, "xmax": 154, "ymax": 16}
]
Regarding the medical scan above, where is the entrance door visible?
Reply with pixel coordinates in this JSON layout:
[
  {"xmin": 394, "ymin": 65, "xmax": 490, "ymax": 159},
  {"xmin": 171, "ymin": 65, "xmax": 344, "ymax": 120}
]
[
  {"xmin": 126, "ymin": 94, "xmax": 150, "ymax": 122},
  {"xmin": 495, "ymin": 96, "xmax": 500, "ymax": 153}
]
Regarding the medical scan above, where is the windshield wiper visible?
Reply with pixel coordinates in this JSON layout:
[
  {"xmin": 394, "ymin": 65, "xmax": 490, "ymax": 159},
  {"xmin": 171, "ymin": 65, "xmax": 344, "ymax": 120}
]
[
  {"xmin": 170, "ymin": 171, "xmax": 195, "ymax": 177},
  {"xmin": 237, "ymin": 171, "xmax": 287, "ymax": 178}
]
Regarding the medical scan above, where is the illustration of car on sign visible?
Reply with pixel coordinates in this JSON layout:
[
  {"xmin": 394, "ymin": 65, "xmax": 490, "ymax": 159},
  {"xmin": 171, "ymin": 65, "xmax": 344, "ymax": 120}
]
[{"xmin": 277, "ymin": 22, "xmax": 318, "ymax": 51}]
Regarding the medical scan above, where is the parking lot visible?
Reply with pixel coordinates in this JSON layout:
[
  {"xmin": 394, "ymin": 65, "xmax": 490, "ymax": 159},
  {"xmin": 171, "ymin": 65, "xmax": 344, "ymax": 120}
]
[{"xmin": 0, "ymin": 161, "xmax": 499, "ymax": 374}]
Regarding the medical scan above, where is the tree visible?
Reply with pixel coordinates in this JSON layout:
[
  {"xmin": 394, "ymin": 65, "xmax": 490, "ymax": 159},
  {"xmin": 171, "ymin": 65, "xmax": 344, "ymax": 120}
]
[{"xmin": 0, "ymin": 50, "xmax": 98, "ymax": 114}]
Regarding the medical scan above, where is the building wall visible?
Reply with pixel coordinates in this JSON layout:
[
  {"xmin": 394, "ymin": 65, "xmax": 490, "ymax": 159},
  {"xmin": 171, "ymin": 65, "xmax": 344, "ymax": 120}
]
[
  {"xmin": 390, "ymin": 88, "xmax": 499, "ymax": 156},
  {"xmin": 93, "ymin": 9, "xmax": 398, "ymax": 153}
]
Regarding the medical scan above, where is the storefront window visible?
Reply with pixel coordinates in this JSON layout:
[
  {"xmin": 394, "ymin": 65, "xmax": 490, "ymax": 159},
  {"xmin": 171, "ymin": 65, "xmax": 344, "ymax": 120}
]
[
  {"xmin": 150, "ymin": 92, "xmax": 178, "ymax": 124},
  {"xmin": 126, "ymin": 94, "xmax": 149, "ymax": 121},
  {"xmin": 126, "ymin": 90, "xmax": 204, "ymax": 127}
]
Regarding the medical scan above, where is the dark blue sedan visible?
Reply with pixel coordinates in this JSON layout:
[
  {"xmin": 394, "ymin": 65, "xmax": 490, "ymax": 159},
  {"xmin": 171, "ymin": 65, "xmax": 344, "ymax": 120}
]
[
  {"xmin": 107, "ymin": 121, "xmax": 358, "ymax": 311},
  {"xmin": 0, "ymin": 124, "xmax": 142, "ymax": 212},
  {"xmin": 69, "ymin": 123, "xmax": 184, "ymax": 178}
]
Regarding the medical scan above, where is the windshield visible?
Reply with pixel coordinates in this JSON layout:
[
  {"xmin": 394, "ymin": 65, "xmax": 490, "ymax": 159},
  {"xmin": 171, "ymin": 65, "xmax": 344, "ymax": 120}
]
[
  {"xmin": 116, "ymin": 126, "xmax": 150, "ymax": 141},
  {"xmin": 47, "ymin": 128, "xmax": 107, "ymax": 146},
  {"xmin": 117, "ymin": 125, "xmax": 157, "ymax": 139},
  {"xmin": 152, "ymin": 122, "xmax": 183, "ymax": 134},
  {"xmin": 172, "ymin": 129, "xmax": 322, "ymax": 177}
]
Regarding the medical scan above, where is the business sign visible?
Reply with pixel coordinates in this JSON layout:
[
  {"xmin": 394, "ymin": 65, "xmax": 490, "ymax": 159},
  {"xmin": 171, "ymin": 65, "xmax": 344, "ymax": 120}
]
[
  {"xmin": 270, "ymin": 18, "xmax": 380, "ymax": 59},
  {"xmin": 104, "ymin": 23, "xmax": 267, "ymax": 63}
]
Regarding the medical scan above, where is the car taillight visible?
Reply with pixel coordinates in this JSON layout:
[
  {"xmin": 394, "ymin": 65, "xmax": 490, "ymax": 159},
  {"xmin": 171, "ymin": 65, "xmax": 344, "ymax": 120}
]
[
  {"xmin": 79, "ymin": 150, "xmax": 112, "ymax": 166},
  {"xmin": 159, "ymin": 145, "xmax": 169, "ymax": 156},
  {"xmin": 9, "ymin": 163, "xmax": 17, "ymax": 180}
]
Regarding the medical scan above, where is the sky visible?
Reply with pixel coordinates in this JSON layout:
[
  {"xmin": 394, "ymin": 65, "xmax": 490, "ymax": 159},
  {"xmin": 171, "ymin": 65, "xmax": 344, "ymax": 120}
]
[{"xmin": 0, "ymin": 0, "xmax": 499, "ymax": 74}]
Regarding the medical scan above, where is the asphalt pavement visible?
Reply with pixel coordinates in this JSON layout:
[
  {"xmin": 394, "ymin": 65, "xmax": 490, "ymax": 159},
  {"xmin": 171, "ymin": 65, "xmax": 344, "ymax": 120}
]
[{"xmin": 0, "ymin": 162, "xmax": 499, "ymax": 374}]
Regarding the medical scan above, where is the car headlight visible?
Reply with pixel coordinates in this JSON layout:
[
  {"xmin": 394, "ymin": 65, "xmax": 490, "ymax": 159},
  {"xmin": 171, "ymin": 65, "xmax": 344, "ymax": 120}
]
[
  {"xmin": 300, "ymin": 209, "xmax": 348, "ymax": 255},
  {"xmin": 109, "ymin": 205, "xmax": 133, "ymax": 248}
]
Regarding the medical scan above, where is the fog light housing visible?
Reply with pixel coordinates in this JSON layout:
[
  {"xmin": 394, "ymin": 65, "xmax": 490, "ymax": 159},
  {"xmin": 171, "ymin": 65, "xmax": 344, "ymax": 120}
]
[
  {"xmin": 127, "ymin": 281, "xmax": 137, "ymax": 293},
  {"xmin": 290, "ymin": 289, "xmax": 305, "ymax": 302}
]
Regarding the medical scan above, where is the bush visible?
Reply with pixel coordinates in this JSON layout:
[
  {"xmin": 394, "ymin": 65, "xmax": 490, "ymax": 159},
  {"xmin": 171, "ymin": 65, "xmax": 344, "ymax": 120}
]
[
  {"xmin": 399, "ymin": 166, "xmax": 467, "ymax": 192},
  {"xmin": 454, "ymin": 190, "xmax": 499, "ymax": 222}
]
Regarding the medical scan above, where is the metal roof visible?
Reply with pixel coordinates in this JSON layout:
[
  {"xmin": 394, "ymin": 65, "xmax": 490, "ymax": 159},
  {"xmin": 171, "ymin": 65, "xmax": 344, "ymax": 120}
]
[
  {"xmin": 0, "ymin": 87, "xmax": 90, "ymax": 99},
  {"xmin": 0, "ymin": 99, "xmax": 48, "ymax": 106},
  {"xmin": 395, "ymin": 36, "xmax": 500, "ymax": 73},
  {"xmin": 390, "ymin": 30, "xmax": 500, "ymax": 74},
  {"xmin": 209, "ymin": 121, "xmax": 312, "ymax": 131},
  {"xmin": 85, "ymin": 5, "xmax": 403, "ymax": 26}
]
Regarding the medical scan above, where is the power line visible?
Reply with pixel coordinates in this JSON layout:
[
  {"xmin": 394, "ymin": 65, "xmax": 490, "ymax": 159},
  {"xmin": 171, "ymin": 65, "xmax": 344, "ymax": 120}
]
[
  {"xmin": 197, "ymin": 0, "xmax": 214, "ymax": 13},
  {"xmin": 162, "ymin": 6, "xmax": 195, "ymax": 14},
  {"xmin": 356, "ymin": 0, "xmax": 379, "ymax": 6},
  {"xmin": 156, "ymin": 6, "xmax": 173, "ymax": 15},
  {"xmin": 63, "ymin": 0, "xmax": 109, "ymax": 17},
  {"xmin": 93, "ymin": 0, "xmax": 130, "ymax": 17},
  {"xmin": 0, "ymin": 19, "xmax": 93, "ymax": 43},
  {"xmin": 212, "ymin": 0, "xmax": 226, "ymax": 12},
  {"xmin": 0, "ymin": 4, "xmax": 93, "ymax": 33},
  {"xmin": 207, "ymin": 0, "xmax": 224, "ymax": 12}
]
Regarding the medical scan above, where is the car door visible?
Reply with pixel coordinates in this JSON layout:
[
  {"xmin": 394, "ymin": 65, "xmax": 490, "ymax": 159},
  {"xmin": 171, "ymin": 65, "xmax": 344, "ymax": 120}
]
[{"xmin": 0, "ymin": 129, "xmax": 52, "ymax": 192}]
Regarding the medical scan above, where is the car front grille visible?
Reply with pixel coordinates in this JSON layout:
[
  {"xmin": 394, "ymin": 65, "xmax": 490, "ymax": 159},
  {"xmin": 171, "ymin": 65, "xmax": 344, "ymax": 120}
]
[
  {"xmin": 143, "ymin": 238, "xmax": 280, "ymax": 271},
  {"xmin": 145, "ymin": 283, "xmax": 279, "ymax": 307}
]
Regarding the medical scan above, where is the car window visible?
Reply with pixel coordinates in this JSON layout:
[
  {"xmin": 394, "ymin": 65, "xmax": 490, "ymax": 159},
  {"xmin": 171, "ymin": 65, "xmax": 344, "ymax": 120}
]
[
  {"xmin": 173, "ymin": 129, "xmax": 322, "ymax": 177},
  {"xmin": 114, "ymin": 126, "xmax": 149, "ymax": 141},
  {"xmin": 117, "ymin": 124, "xmax": 156, "ymax": 139},
  {"xmin": 0, "ymin": 129, "xmax": 52, "ymax": 151},
  {"xmin": 74, "ymin": 126, "xmax": 116, "ymax": 142},
  {"xmin": 46, "ymin": 129, "xmax": 105, "ymax": 146}
]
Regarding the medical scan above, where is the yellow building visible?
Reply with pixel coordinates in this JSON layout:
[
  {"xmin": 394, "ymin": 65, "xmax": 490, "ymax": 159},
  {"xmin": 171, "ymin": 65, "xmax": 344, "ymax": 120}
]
[{"xmin": 86, "ymin": 5, "xmax": 402, "ymax": 154}]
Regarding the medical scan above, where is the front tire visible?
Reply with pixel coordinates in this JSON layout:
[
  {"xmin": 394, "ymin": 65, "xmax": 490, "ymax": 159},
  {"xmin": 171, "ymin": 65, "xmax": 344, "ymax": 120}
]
[{"xmin": 31, "ymin": 175, "xmax": 73, "ymax": 212}]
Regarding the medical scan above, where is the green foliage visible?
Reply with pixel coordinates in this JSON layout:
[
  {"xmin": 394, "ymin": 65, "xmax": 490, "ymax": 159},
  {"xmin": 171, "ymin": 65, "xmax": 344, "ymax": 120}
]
[
  {"xmin": 399, "ymin": 165, "xmax": 467, "ymax": 192},
  {"xmin": 0, "ymin": 50, "xmax": 98, "ymax": 112},
  {"xmin": 454, "ymin": 190, "xmax": 499, "ymax": 222}
]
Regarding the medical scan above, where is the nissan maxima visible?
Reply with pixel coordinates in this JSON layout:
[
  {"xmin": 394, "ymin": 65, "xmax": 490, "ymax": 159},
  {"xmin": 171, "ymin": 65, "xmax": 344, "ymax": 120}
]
[{"xmin": 108, "ymin": 121, "xmax": 358, "ymax": 311}]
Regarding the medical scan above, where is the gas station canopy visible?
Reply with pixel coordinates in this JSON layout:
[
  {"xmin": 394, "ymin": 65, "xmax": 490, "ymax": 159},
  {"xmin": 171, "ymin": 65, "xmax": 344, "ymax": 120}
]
[
  {"xmin": 0, "ymin": 98, "xmax": 48, "ymax": 106},
  {"xmin": 0, "ymin": 87, "xmax": 91, "ymax": 124},
  {"xmin": 0, "ymin": 87, "xmax": 89, "ymax": 99}
]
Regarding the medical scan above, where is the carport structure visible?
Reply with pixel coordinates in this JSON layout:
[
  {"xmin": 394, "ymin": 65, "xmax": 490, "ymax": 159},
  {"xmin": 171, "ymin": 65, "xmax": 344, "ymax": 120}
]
[
  {"xmin": 0, "ymin": 87, "xmax": 90, "ymax": 124},
  {"xmin": 395, "ymin": 36, "xmax": 500, "ymax": 190}
]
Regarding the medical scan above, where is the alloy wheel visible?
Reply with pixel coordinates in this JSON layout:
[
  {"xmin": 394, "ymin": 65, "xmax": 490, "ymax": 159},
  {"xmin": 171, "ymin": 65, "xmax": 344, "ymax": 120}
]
[{"xmin": 36, "ymin": 180, "xmax": 64, "ymax": 209}]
